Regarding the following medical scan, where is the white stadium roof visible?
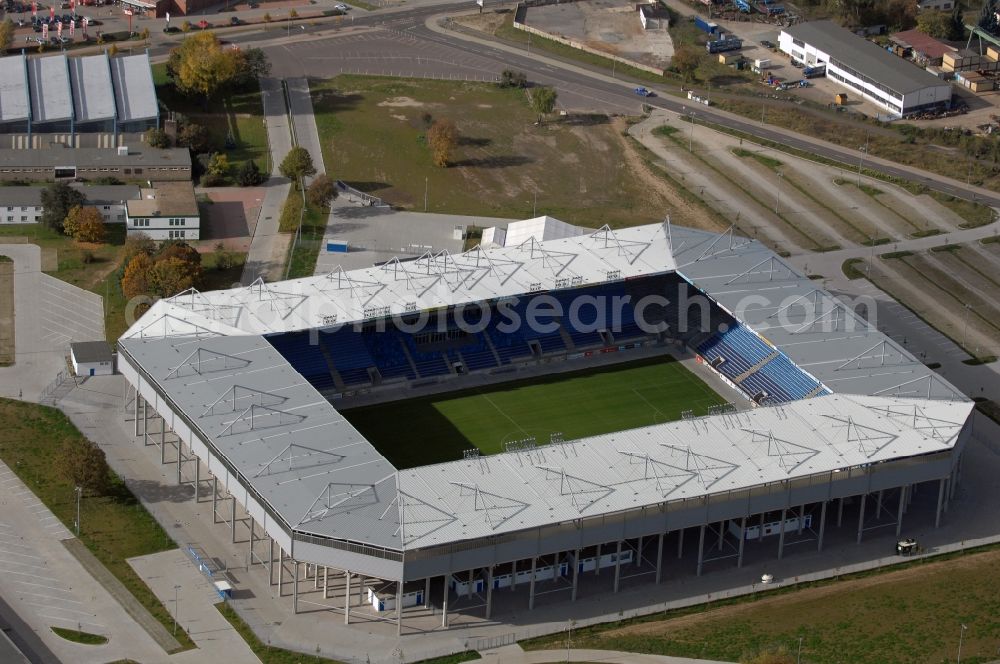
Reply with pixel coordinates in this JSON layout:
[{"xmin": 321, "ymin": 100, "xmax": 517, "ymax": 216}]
[{"xmin": 120, "ymin": 220, "xmax": 972, "ymax": 552}]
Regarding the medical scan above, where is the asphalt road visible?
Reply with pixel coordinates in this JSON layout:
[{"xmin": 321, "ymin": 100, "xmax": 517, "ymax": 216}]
[{"xmin": 174, "ymin": 1, "xmax": 1000, "ymax": 209}]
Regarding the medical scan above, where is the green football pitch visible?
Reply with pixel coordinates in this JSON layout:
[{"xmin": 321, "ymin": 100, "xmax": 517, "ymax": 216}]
[{"xmin": 340, "ymin": 355, "xmax": 726, "ymax": 470}]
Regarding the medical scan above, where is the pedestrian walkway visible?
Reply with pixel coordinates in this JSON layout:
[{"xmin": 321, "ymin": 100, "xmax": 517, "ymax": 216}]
[
  {"xmin": 242, "ymin": 77, "xmax": 294, "ymax": 284},
  {"xmin": 129, "ymin": 549, "xmax": 260, "ymax": 664}
]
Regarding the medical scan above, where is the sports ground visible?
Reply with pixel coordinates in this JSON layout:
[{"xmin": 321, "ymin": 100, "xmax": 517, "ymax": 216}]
[{"xmin": 341, "ymin": 355, "xmax": 726, "ymax": 469}]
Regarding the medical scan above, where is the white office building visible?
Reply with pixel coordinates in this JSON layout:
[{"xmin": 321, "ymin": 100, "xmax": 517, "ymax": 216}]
[
  {"xmin": 779, "ymin": 20, "xmax": 952, "ymax": 117},
  {"xmin": 126, "ymin": 181, "xmax": 201, "ymax": 240}
]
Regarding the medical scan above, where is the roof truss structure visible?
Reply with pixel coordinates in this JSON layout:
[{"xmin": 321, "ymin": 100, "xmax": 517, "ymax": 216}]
[
  {"xmin": 165, "ymin": 347, "xmax": 249, "ymax": 380},
  {"xmin": 658, "ymin": 444, "xmax": 739, "ymax": 489},
  {"xmin": 536, "ymin": 465, "xmax": 614, "ymax": 513},
  {"xmin": 450, "ymin": 482, "xmax": 530, "ymax": 530}
]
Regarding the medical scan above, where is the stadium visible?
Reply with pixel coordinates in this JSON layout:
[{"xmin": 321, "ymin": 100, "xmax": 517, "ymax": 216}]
[{"xmin": 117, "ymin": 220, "xmax": 973, "ymax": 635}]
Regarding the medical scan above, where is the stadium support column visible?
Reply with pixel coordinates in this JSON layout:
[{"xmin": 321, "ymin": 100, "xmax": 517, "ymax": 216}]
[
  {"xmin": 467, "ymin": 570, "xmax": 473, "ymax": 599},
  {"xmin": 231, "ymin": 497, "xmax": 237, "ymax": 543},
  {"xmin": 637, "ymin": 536, "xmax": 643, "ymax": 567},
  {"xmin": 248, "ymin": 516, "xmax": 255, "ymax": 565},
  {"xmin": 160, "ymin": 420, "xmax": 166, "ymax": 464},
  {"xmin": 817, "ymin": 501, "xmax": 827, "ymax": 552},
  {"xmin": 943, "ymin": 477, "xmax": 951, "ymax": 513},
  {"xmin": 777, "ymin": 508, "xmax": 787, "ymax": 560},
  {"xmin": 511, "ymin": 560, "xmax": 517, "ymax": 592},
  {"xmin": 876, "ymin": 490, "xmax": 883, "ymax": 520},
  {"xmin": 212, "ymin": 478, "xmax": 218, "ymax": 523},
  {"xmin": 293, "ymin": 562, "xmax": 299, "ymax": 614},
  {"xmin": 278, "ymin": 548, "xmax": 284, "ymax": 595},
  {"xmin": 324, "ymin": 567, "xmax": 329, "ymax": 599},
  {"xmin": 837, "ymin": 497, "xmax": 844, "ymax": 527},
  {"xmin": 424, "ymin": 576, "xmax": 431, "ymax": 608},
  {"xmin": 718, "ymin": 521, "xmax": 724, "ymax": 551},
  {"xmin": 344, "ymin": 572, "xmax": 350, "ymax": 624},
  {"xmin": 896, "ymin": 486, "xmax": 905, "ymax": 537},
  {"xmin": 677, "ymin": 528, "xmax": 684, "ymax": 559},
  {"xmin": 655, "ymin": 533, "xmax": 664, "ymax": 584},
  {"xmin": 696, "ymin": 525, "xmax": 705, "ymax": 577},
  {"xmin": 396, "ymin": 581, "xmax": 403, "ymax": 637},
  {"xmin": 797, "ymin": 505, "xmax": 805, "ymax": 534},
  {"xmin": 571, "ymin": 549, "xmax": 580, "ymax": 602},
  {"xmin": 737, "ymin": 517, "xmax": 746, "ymax": 568},
  {"xmin": 901, "ymin": 485, "xmax": 908, "ymax": 515},
  {"xmin": 613, "ymin": 541, "xmax": 622, "ymax": 593},
  {"xmin": 441, "ymin": 576, "xmax": 449, "ymax": 628},
  {"xmin": 485, "ymin": 567, "xmax": 494, "ymax": 620},
  {"xmin": 194, "ymin": 459, "xmax": 199, "ymax": 503},
  {"xmin": 269, "ymin": 539, "xmax": 275, "ymax": 585},
  {"xmin": 133, "ymin": 392, "xmax": 140, "ymax": 437},
  {"xmin": 594, "ymin": 543, "xmax": 601, "ymax": 576},
  {"xmin": 935, "ymin": 477, "xmax": 946, "ymax": 527},
  {"xmin": 176, "ymin": 439, "xmax": 182, "ymax": 485},
  {"xmin": 758, "ymin": 513, "xmax": 765, "ymax": 543},
  {"xmin": 528, "ymin": 558, "xmax": 537, "ymax": 610},
  {"xmin": 856, "ymin": 493, "xmax": 867, "ymax": 544}
]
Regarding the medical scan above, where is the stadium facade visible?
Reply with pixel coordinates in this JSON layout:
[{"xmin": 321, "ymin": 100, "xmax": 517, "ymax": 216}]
[{"xmin": 117, "ymin": 222, "xmax": 973, "ymax": 632}]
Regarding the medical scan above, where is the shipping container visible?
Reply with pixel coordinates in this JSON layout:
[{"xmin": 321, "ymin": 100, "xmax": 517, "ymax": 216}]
[{"xmin": 694, "ymin": 16, "xmax": 718, "ymax": 34}]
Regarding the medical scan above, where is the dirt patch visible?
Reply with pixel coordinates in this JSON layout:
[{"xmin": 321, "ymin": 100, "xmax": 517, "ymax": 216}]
[
  {"xmin": 378, "ymin": 96, "xmax": 425, "ymax": 108},
  {"xmin": 612, "ymin": 118, "xmax": 725, "ymax": 233},
  {"xmin": 0, "ymin": 259, "xmax": 12, "ymax": 365}
]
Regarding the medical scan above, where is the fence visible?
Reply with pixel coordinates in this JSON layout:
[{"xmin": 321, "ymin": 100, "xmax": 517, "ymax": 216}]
[{"xmin": 335, "ymin": 180, "xmax": 387, "ymax": 207}]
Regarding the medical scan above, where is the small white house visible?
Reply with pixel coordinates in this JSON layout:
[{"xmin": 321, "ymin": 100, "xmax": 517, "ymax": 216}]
[
  {"xmin": 126, "ymin": 181, "xmax": 201, "ymax": 240},
  {"xmin": 367, "ymin": 583, "xmax": 424, "ymax": 613},
  {"xmin": 70, "ymin": 341, "xmax": 114, "ymax": 376},
  {"xmin": 0, "ymin": 185, "xmax": 139, "ymax": 224}
]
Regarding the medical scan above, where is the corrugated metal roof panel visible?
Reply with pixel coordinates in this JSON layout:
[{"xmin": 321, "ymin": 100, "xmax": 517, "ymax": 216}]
[
  {"xmin": 27, "ymin": 54, "xmax": 72, "ymax": 124},
  {"xmin": 69, "ymin": 54, "xmax": 116, "ymax": 122},
  {"xmin": 109, "ymin": 52, "xmax": 157, "ymax": 122},
  {"xmin": 0, "ymin": 55, "xmax": 29, "ymax": 123}
]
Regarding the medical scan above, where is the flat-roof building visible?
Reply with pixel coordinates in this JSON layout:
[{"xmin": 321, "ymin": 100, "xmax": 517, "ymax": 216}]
[
  {"xmin": 0, "ymin": 146, "xmax": 190, "ymax": 182},
  {"xmin": 0, "ymin": 52, "xmax": 159, "ymax": 149},
  {"xmin": 126, "ymin": 181, "xmax": 201, "ymax": 240},
  {"xmin": 779, "ymin": 20, "xmax": 952, "ymax": 117}
]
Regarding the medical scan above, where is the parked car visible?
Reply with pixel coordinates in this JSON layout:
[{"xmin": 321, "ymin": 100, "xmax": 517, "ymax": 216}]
[
  {"xmin": 229, "ymin": 15, "xmax": 241, "ymax": 24},
  {"xmin": 759, "ymin": 39, "xmax": 773, "ymax": 48},
  {"xmin": 334, "ymin": 3, "xmax": 348, "ymax": 9},
  {"xmin": 163, "ymin": 24, "xmax": 179, "ymax": 32}
]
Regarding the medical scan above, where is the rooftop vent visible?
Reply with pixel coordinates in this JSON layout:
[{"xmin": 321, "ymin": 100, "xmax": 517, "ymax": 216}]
[{"xmin": 117, "ymin": 146, "xmax": 129, "ymax": 156}]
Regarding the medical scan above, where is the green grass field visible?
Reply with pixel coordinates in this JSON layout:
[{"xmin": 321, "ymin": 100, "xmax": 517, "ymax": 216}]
[{"xmin": 341, "ymin": 355, "xmax": 724, "ymax": 469}]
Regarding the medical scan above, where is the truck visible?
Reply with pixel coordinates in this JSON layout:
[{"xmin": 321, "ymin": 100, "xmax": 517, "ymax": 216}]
[
  {"xmin": 802, "ymin": 64, "xmax": 827, "ymax": 78},
  {"xmin": 706, "ymin": 36, "xmax": 743, "ymax": 53},
  {"xmin": 754, "ymin": 58, "xmax": 771, "ymax": 70},
  {"xmin": 694, "ymin": 16, "xmax": 718, "ymax": 34}
]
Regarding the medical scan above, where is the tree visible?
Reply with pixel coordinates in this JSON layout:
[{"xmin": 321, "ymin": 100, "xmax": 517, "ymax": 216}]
[
  {"xmin": 172, "ymin": 31, "xmax": 240, "ymax": 103},
  {"xmin": 263, "ymin": 12, "xmax": 272, "ymax": 25},
  {"xmin": 40, "ymin": 182, "xmax": 85, "ymax": 232},
  {"xmin": 498, "ymin": 69, "xmax": 527, "ymax": 89},
  {"xmin": 306, "ymin": 174, "xmax": 338, "ymax": 208},
  {"xmin": 232, "ymin": 48, "xmax": 271, "ymax": 88},
  {"xmin": 207, "ymin": 153, "xmax": 230, "ymax": 178},
  {"xmin": 57, "ymin": 437, "xmax": 110, "ymax": 496},
  {"xmin": 107, "ymin": 43, "xmax": 118, "ymax": 57},
  {"xmin": 177, "ymin": 123, "xmax": 210, "ymax": 153},
  {"xmin": 181, "ymin": 20, "xmax": 192, "ymax": 32},
  {"xmin": 671, "ymin": 44, "xmax": 702, "ymax": 82},
  {"xmin": 237, "ymin": 160, "xmax": 266, "ymax": 186},
  {"xmin": 289, "ymin": 8, "xmax": 298, "ymax": 18},
  {"xmin": 121, "ymin": 252, "xmax": 153, "ymax": 300},
  {"xmin": 149, "ymin": 256, "xmax": 199, "ymax": 297},
  {"xmin": 916, "ymin": 9, "xmax": 958, "ymax": 38},
  {"xmin": 62, "ymin": 206, "xmax": 106, "ymax": 243},
  {"xmin": 530, "ymin": 87, "xmax": 558, "ymax": 124},
  {"xmin": 427, "ymin": 119, "xmax": 458, "ymax": 167},
  {"xmin": 145, "ymin": 128, "xmax": 171, "ymax": 148},
  {"xmin": 139, "ymin": 27, "xmax": 150, "ymax": 44},
  {"xmin": 279, "ymin": 146, "xmax": 316, "ymax": 184},
  {"xmin": 121, "ymin": 232, "xmax": 154, "ymax": 270},
  {"xmin": 0, "ymin": 18, "xmax": 16, "ymax": 51}
]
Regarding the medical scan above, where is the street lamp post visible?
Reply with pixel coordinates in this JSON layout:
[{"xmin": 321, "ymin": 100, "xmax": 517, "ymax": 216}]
[
  {"xmin": 173, "ymin": 585, "xmax": 181, "ymax": 636},
  {"xmin": 74, "ymin": 486, "xmax": 81, "ymax": 536},
  {"xmin": 857, "ymin": 130, "xmax": 870, "ymax": 187},
  {"xmin": 957, "ymin": 624, "xmax": 968, "ymax": 664},
  {"xmin": 797, "ymin": 636, "xmax": 803, "ymax": 664},
  {"xmin": 962, "ymin": 304, "xmax": 972, "ymax": 350},
  {"xmin": 688, "ymin": 112, "xmax": 695, "ymax": 153},
  {"xmin": 774, "ymin": 171, "xmax": 783, "ymax": 215}
]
